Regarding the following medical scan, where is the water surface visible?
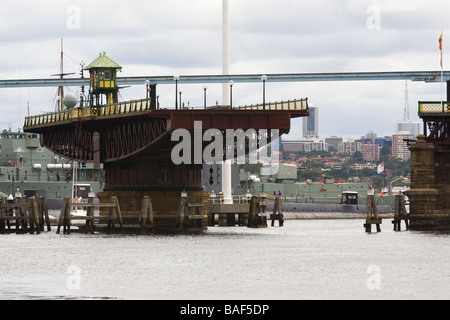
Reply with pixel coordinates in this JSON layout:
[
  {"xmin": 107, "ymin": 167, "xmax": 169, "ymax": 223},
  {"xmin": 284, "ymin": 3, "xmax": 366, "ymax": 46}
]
[{"xmin": 0, "ymin": 220, "xmax": 449, "ymax": 300}]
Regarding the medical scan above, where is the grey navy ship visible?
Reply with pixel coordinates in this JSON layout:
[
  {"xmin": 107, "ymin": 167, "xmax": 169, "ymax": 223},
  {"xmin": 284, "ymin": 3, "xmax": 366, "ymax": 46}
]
[
  {"xmin": 0, "ymin": 126, "xmax": 104, "ymax": 209},
  {"xmin": 203, "ymin": 162, "xmax": 401, "ymax": 219}
]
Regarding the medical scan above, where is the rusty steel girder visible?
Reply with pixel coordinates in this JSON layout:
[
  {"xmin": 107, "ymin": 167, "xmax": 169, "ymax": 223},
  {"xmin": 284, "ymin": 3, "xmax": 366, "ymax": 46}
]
[
  {"xmin": 26, "ymin": 109, "xmax": 307, "ymax": 164},
  {"xmin": 39, "ymin": 116, "xmax": 169, "ymax": 164}
]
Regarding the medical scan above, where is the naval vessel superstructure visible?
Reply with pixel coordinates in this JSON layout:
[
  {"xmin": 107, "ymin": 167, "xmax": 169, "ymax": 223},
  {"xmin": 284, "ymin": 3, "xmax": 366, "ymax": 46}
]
[{"xmin": 0, "ymin": 128, "xmax": 104, "ymax": 208}]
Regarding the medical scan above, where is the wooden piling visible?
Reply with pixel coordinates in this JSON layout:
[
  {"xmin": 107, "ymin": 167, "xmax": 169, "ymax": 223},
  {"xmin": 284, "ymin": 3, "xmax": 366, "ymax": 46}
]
[
  {"xmin": 248, "ymin": 195, "xmax": 268, "ymax": 228},
  {"xmin": 140, "ymin": 196, "xmax": 154, "ymax": 234},
  {"xmin": 392, "ymin": 194, "xmax": 409, "ymax": 231},
  {"xmin": 37, "ymin": 197, "xmax": 51, "ymax": 232},
  {"xmin": 57, "ymin": 197, "xmax": 71, "ymax": 235},
  {"xmin": 86, "ymin": 195, "xmax": 95, "ymax": 234},
  {"xmin": 113, "ymin": 196, "xmax": 124, "ymax": 233},
  {"xmin": 364, "ymin": 195, "xmax": 382, "ymax": 232},
  {"xmin": 30, "ymin": 197, "xmax": 41, "ymax": 235},
  {"xmin": 270, "ymin": 196, "xmax": 284, "ymax": 227},
  {"xmin": 177, "ymin": 196, "xmax": 187, "ymax": 230}
]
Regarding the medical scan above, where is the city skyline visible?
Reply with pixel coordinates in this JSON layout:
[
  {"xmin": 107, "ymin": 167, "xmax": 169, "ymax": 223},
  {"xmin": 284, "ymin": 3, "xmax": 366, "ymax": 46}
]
[{"xmin": 284, "ymin": 104, "xmax": 422, "ymax": 143}]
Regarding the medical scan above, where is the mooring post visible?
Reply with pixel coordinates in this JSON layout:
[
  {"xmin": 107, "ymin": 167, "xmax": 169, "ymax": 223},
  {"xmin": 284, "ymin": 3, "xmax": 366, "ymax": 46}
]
[
  {"xmin": 177, "ymin": 192, "xmax": 188, "ymax": 230},
  {"xmin": 37, "ymin": 197, "xmax": 48, "ymax": 232},
  {"xmin": 392, "ymin": 194, "xmax": 409, "ymax": 231},
  {"xmin": 248, "ymin": 196, "xmax": 268, "ymax": 228},
  {"xmin": 0, "ymin": 197, "xmax": 5, "ymax": 233},
  {"xmin": 107, "ymin": 197, "xmax": 116, "ymax": 232},
  {"xmin": 57, "ymin": 197, "xmax": 70, "ymax": 234},
  {"xmin": 86, "ymin": 193, "xmax": 95, "ymax": 234},
  {"xmin": 30, "ymin": 197, "xmax": 41, "ymax": 235},
  {"xmin": 270, "ymin": 196, "xmax": 284, "ymax": 227},
  {"xmin": 140, "ymin": 196, "xmax": 153, "ymax": 234},
  {"xmin": 112, "ymin": 196, "xmax": 124, "ymax": 233},
  {"xmin": 16, "ymin": 196, "xmax": 27, "ymax": 232},
  {"xmin": 364, "ymin": 194, "xmax": 382, "ymax": 233}
]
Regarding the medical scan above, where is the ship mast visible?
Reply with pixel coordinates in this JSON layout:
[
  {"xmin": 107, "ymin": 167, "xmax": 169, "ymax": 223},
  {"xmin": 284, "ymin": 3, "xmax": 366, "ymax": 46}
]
[
  {"xmin": 59, "ymin": 39, "xmax": 64, "ymax": 111},
  {"xmin": 51, "ymin": 39, "xmax": 74, "ymax": 111}
]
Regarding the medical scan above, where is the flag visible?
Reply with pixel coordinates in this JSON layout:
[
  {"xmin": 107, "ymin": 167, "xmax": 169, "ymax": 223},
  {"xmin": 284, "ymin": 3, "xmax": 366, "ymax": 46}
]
[
  {"xmin": 440, "ymin": 32, "xmax": 443, "ymax": 68},
  {"xmin": 377, "ymin": 162, "xmax": 384, "ymax": 174}
]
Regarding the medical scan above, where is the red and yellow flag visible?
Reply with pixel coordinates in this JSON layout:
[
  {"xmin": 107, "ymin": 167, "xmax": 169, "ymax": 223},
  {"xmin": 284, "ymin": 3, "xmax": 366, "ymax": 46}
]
[{"xmin": 440, "ymin": 33, "xmax": 443, "ymax": 68}]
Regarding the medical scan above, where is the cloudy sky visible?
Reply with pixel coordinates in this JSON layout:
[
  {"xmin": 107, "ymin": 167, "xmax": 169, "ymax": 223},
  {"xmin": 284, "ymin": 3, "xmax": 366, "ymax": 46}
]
[{"xmin": 1, "ymin": 0, "xmax": 449, "ymax": 140}]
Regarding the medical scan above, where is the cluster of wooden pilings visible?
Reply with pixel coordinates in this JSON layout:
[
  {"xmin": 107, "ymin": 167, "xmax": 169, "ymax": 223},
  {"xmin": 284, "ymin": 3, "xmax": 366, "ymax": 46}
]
[
  {"xmin": 207, "ymin": 194, "xmax": 284, "ymax": 229},
  {"xmin": 57, "ymin": 196, "xmax": 155, "ymax": 234},
  {"xmin": 364, "ymin": 194, "xmax": 410, "ymax": 233},
  {"xmin": 176, "ymin": 192, "xmax": 208, "ymax": 232},
  {"xmin": 0, "ymin": 196, "xmax": 52, "ymax": 234}
]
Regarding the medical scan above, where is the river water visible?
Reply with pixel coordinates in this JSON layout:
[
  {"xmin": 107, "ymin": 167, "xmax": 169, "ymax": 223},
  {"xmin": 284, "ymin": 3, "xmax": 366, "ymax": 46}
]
[{"xmin": 0, "ymin": 219, "xmax": 449, "ymax": 300}]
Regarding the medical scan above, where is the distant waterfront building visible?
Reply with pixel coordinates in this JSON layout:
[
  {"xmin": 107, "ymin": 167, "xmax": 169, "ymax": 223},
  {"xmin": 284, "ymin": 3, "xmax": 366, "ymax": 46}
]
[
  {"xmin": 325, "ymin": 136, "xmax": 343, "ymax": 152},
  {"xmin": 362, "ymin": 143, "xmax": 380, "ymax": 162},
  {"xmin": 282, "ymin": 138, "xmax": 327, "ymax": 152},
  {"xmin": 374, "ymin": 136, "xmax": 392, "ymax": 148},
  {"xmin": 303, "ymin": 106, "xmax": 319, "ymax": 139},
  {"xmin": 351, "ymin": 163, "xmax": 377, "ymax": 170},
  {"xmin": 365, "ymin": 131, "xmax": 377, "ymax": 144},
  {"xmin": 392, "ymin": 131, "xmax": 414, "ymax": 160},
  {"xmin": 338, "ymin": 138, "xmax": 362, "ymax": 156}
]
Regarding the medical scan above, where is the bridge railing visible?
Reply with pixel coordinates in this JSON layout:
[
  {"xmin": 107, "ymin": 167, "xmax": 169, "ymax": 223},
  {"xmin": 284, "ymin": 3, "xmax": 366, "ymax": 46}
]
[
  {"xmin": 418, "ymin": 101, "xmax": 450, "ymax": 114},
  {"xmin": 24, "ymin": 98, "xmax": 152, "ymax": 127},
  {"xmin": 235, "ymin": 98, "xmax": 309, "ymax": 111}
]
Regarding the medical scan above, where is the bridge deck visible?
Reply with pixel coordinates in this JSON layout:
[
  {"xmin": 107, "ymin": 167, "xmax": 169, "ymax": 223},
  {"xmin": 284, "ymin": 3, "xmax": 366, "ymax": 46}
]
[{"xmin": 23, "ymin": 98, "xmax": 309, "ymax": 132}]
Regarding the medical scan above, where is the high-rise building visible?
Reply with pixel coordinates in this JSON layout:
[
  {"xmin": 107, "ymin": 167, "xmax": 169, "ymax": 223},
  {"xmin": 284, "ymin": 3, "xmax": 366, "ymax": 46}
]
[
  {"xmin": 303, "ymin": 106, "xmax": 319, "ymax": 139},
  {"xmin": 396, "ymin": 80, "xmax": 421, "ymax": 138},
  {"xmin": 396, "ymin": 120, "xmax": 421, "ymax": 138},
  {"xmin": 362, "ymin": 143, "xmax": 380, "ymax": 162},
  {"xmin": 392, "ymin": 131, "xmax": 414, "ymax": 160}
]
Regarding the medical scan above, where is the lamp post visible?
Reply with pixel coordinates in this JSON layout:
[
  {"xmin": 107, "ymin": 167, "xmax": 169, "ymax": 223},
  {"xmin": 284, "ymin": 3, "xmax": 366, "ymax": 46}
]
[
  {"xmin": 145, "ymin": 80, "xmax": 150, "ymax": 99},
  {"xmin": 261, "ymin": 75, "xmax": 267, "ymax": 110},
  {"xmin": 203, "ymin": 85, "xmax": 208, "ymax": 109},
  {"xmin": 174, "ymin": 75, "xmax": 180, "ymax": 110},
  {"xmin": 229, "ymin": 80, "xmax": 234, "ymax": 109},
  {"xmin": 179, "ymin": 90, "xmax": 183, "ymax": 109}
]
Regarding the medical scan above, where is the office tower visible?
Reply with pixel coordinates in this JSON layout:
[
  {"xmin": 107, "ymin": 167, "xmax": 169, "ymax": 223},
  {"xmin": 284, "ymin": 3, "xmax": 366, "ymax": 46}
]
[{"xmin": 303, "ymin": 106, "xmax": 319, "ymax": 139}]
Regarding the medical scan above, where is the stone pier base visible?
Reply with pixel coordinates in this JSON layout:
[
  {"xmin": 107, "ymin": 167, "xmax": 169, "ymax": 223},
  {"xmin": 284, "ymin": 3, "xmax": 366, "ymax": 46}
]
[{"xmin": 406, "ymin": 135, "xmax": 450, "ymax": 231}]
